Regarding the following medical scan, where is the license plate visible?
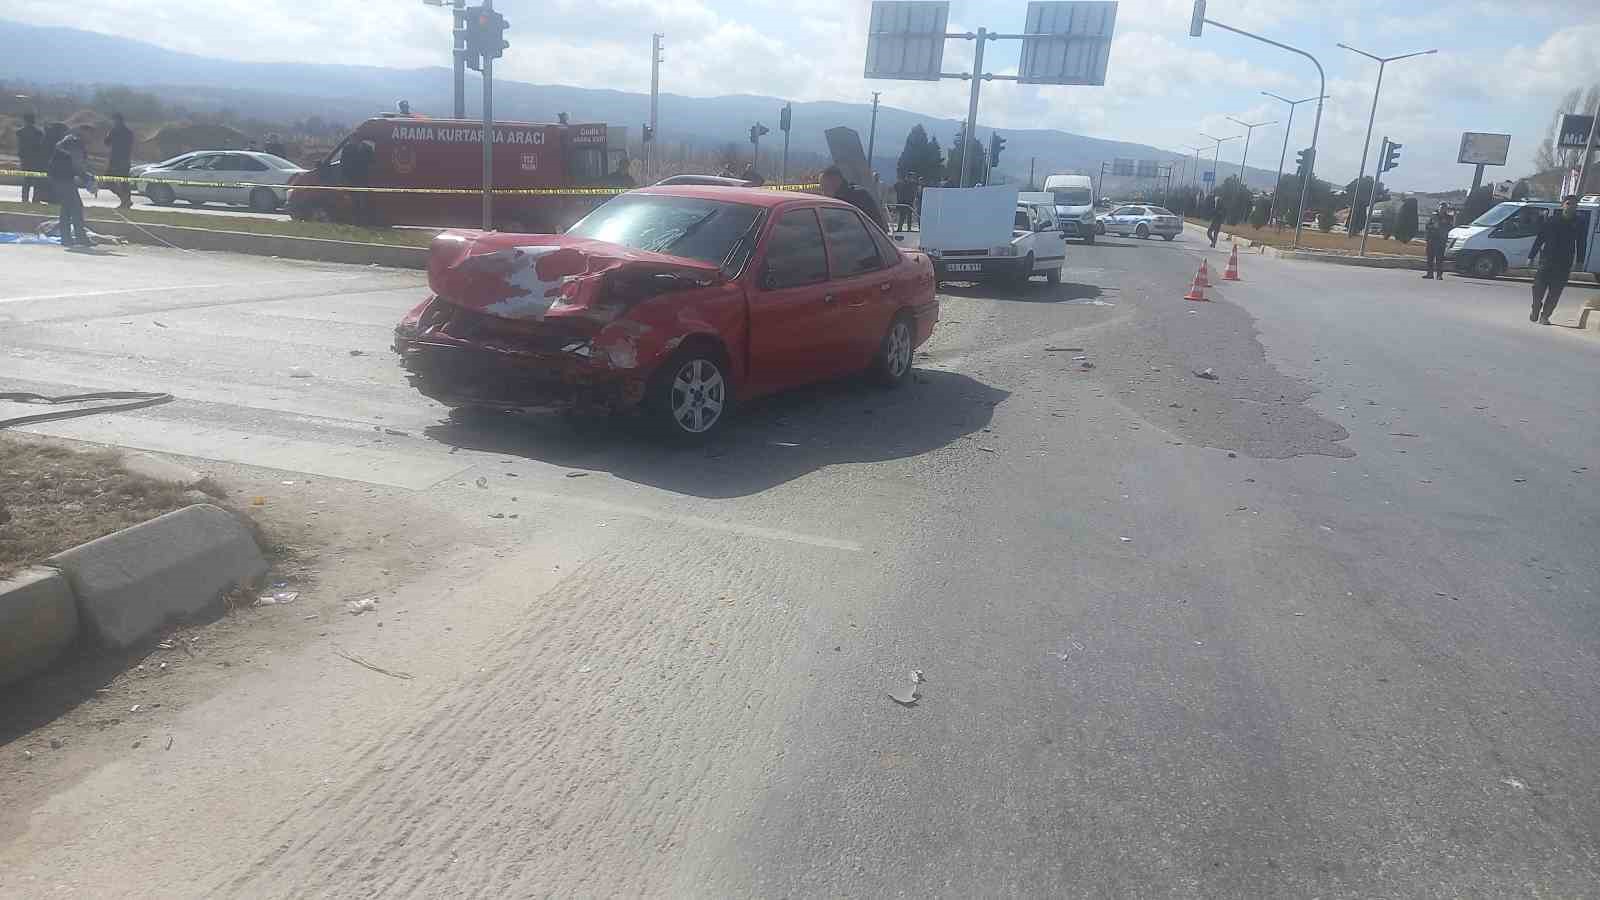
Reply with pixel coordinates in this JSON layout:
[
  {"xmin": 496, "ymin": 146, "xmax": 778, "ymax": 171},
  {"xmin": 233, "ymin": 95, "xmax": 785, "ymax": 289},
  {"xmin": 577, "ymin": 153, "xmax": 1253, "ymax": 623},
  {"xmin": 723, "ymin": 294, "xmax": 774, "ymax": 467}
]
[{"xmin": 947, "ymin": 263, "xmax": 982, "ymax": 272}]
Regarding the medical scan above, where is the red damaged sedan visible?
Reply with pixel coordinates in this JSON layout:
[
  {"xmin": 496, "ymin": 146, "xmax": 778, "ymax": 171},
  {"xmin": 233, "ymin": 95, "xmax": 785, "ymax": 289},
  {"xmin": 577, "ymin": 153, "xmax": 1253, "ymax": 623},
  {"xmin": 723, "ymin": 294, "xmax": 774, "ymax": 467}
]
[{"xmin": 394, "ymin": 186, "xmax": 938, "ymax": 438}]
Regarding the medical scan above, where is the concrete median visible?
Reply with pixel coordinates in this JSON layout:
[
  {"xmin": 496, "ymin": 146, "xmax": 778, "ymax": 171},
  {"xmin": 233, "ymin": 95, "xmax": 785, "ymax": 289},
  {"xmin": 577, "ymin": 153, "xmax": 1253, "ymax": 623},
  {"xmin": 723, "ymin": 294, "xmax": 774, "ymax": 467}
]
[
  {"xmin": 0, "ymin": 211, "xmax": 427, "ymax": 269},
  {"xmin": 0, "ymin": 567, "xmax": 79, "ymax": 686},
  {"xmin": 48, "ymin": 504, "xmax": 267, "ymax": 649}
]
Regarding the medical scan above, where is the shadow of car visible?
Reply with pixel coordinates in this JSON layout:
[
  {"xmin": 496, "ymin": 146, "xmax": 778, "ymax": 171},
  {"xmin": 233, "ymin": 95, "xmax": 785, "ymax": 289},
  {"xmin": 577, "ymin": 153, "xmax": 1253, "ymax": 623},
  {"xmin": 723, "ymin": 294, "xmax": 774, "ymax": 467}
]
[{"xmin": 423, "ymin": 368, "xmax": 1009, "ymax": 499}]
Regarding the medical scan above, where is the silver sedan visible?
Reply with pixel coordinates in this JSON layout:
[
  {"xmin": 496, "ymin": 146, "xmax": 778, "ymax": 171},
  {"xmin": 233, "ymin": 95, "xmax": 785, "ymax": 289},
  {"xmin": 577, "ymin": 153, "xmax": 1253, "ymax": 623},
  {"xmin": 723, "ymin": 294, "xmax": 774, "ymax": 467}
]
[
  {"xmin": 133, "ymin": 150, "xmax": 306, "ymax": 212},
  {"xmin": 1100, "ymin": 204, "xmax": 1183, "ymax": 241}
]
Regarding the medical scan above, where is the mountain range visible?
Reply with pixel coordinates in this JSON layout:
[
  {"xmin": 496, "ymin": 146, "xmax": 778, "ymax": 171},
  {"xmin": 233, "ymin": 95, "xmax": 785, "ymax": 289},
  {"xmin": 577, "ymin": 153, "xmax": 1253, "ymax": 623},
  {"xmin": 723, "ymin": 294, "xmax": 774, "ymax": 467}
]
[{"xmin": 0, "ymin": 18, "xmax": 1284, "ymax": 190}]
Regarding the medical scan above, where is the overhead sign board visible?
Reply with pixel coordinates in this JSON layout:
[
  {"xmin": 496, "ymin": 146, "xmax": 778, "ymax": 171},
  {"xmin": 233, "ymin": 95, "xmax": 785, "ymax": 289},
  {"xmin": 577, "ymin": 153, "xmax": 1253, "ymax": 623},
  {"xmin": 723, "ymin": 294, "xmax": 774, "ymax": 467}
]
[
  {"xmin": 1202, "ymin": 170, "xmax": 1215, "ymax": 183},
  {"xmin": 1111, "ymin": 157, "xmax": 1134, "ymax": 176},
  {"xmin": 864, "ymin": 1, "xmax": 950, "ymax": 81},
  {"xmin": 1557, "ymin": 114, "xmax": 1595, "ymax": 150},
  {"xmin": 1018, "ymin": 1, "xmax": 1117, "ymax": 86},
  {"xmin": 1136, "ymin": 159, "xmax": 1159, "ymax": 178},
  {"xmin": 1456, "ymin": 132, "xmax": 1510, "ymax": 166}
]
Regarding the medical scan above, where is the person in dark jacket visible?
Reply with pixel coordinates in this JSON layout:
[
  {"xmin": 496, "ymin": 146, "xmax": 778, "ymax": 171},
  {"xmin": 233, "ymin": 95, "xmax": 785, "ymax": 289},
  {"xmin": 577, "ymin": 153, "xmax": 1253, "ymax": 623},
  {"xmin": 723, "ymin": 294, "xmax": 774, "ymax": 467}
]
[
  {"xmin": 48, "ymin": 132, "xmax": 91, "ymax": 247},
  {"xmin": 263, "ymin": 134, "xmax": 288, "ymax": 158},
  {"xmin": 106, "ymin": 112, "xmax": 135, "ymax": 210},
  {"xmin": 1422, "ymin": 204, "xmax": 1453, "ymax": 280},
  {"xmin": 341, "ymin": 139, "xmax": 375, "ymax": 225},
  {"xmin": 1207, "ymin": 198, "xmax": 1225, "ymax": 247},
  {"xmin": 1527, "ymin": 195, "xmax": 1588, "ymax": 324},
  {"xmin": 893, "ymin": 176, "xmax": 917, "ymax": 232},
  {"xmin": 16, "ymin": 112, "xmax": 46, "ymax": 203},
  {"xmin": 820, "ymin": 165, "xmax": 887, "ymax": 231}
]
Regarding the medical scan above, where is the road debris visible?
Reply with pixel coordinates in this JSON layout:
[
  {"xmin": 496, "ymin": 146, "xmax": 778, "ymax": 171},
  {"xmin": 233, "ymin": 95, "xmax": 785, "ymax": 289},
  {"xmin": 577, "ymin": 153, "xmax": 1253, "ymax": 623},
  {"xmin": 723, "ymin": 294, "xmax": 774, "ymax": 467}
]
[
  {"xmin": 566, "ymin": 471, "xmax": 589, "ymax": 478},
  {"xmin": 1119, "ymin": 536, "xmax": 1132, "ymax": 542},
  {"xmin": 287, "ymin": 366, "xmax": 313, "ymax": 378},
  {"xmin": 254, "ymin": 590, "xmax": 299, "ymax": 606},
  {"xmin": 888, "ymin": 681, "xmax": 920, "ymax": 707},
  {"xmin": 1079, "ymin": 361, "xmax": 1096, "ymax": 370},
  {"xmin": 1193, "ymin": 368, "xmax": 1219, "ymax": 380},
  {"xmin": 771, "ymin": 441, "xmax": 800, "ymax": 447},
  {"xmin": 334, "ymin": 646, "xmax": 414, "ymax": 680},
  {"xmin": 979, "ymin": 447, "xmax": 997, "ymax": 453},
  {"xmin": 382, "ymin": 428, "xmax": 409, "ymax": 437},
  {"xmin": 475, "ymin": 476, "xmax": 488, "ymax": 488},
  {"xmin": 489, "ymin": 512, "xmax": 506, "ymax": 519},
  {"xmin": 348, "ymin": 349, "xmax": 366, "ymax": 357},
  {"xmin": 346, "ymin": 597, "xmax": 380, "ymax": 615},
  {"xmin": 1044, "ymin": 347, "xmax": 1085, "ymax": 353},
  {"xmin": 1390, "ymin": 432, "xmax": 1420, "ymax": 438},
  {"xmin": 152, "ymin": 321, "xmax": 168, "ymax": 328}
]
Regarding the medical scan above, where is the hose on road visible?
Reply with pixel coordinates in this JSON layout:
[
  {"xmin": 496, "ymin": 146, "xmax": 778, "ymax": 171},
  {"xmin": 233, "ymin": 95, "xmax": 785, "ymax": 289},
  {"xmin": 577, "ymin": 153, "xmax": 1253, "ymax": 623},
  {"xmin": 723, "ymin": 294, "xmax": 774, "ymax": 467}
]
[{"xmin": 0, "ymin": 391, "xmax": 175, "ymax": 429}]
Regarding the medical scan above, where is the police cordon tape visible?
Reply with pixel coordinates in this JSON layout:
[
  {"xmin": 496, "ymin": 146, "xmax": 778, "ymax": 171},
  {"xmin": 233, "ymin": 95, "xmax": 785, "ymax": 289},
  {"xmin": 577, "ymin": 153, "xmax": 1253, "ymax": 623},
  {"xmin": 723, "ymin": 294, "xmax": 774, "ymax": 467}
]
[{"xmin": 0, "ymin": 168, "xmax": 821, "ymax": 197}]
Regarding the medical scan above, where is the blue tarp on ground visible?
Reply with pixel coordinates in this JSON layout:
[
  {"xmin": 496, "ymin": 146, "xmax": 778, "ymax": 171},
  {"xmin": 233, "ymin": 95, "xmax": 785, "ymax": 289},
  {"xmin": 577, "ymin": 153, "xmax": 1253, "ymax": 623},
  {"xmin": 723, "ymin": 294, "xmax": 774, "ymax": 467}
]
[{"xmin": 0, "ymin": 232, "xmax": 62, "ymax": 244}]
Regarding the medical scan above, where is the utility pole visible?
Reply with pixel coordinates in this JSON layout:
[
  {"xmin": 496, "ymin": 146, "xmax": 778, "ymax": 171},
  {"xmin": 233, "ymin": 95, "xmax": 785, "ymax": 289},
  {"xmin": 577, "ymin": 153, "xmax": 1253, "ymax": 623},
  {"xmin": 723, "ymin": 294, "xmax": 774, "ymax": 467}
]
[
  {"xmin": 1029, "ymin": 156, "xmax": 1036, "ymax": 190},
  {"xmin": 649, "ymin": 33, "xmax": 662, "ymax": 180},
  {"xmin": 481, "ymin": 37, "xmax": 493, "ymax": 229},
  {"xmin": 779, "ymin": 102, "xmax": 792, "ymax": 186},
  {"xmin": 866, "ymin": 92, "xmax": 881, "ymax": 177},
  {"xmin": 1262, "ymin": 92, "xmax": 1326, "ymax": 228},
  {"xmin": 1578, "ymin": 94, "xmax": 1600, "ymax": 196},
  {"xmin": 1336, "ymin": 43, "xmax": 1435, "ymax": 254}
]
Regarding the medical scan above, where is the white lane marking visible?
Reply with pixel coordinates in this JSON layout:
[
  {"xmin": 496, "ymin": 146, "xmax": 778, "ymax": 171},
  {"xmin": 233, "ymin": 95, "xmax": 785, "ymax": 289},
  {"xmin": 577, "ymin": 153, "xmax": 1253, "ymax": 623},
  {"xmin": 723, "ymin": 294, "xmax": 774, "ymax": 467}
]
[
  {"xmin": 13, "ymin": 416, "xmax": 470, "ymax": 490},
  {"xmin": 509, "ymin": 489, "xmax": 865, "ymax": 552},
  {"xmin": 0, "ymin": 274, "xmax": 371, "ymax": 305}
]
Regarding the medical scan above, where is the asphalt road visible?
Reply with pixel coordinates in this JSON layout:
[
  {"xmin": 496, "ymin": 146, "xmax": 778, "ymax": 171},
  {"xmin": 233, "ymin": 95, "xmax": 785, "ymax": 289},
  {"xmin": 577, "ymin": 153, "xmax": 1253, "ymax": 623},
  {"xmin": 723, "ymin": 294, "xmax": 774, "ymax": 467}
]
[{"xmin": 2, "ymin": 235, "xmax": 1597, "ymax": 897}]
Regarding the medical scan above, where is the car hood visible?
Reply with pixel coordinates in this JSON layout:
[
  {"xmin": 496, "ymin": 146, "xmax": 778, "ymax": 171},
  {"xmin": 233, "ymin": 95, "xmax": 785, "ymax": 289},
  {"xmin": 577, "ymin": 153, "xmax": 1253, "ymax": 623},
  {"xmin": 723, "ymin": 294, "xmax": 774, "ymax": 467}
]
[
  {"xmin": 1447, "ymin": 225, "xmax": 1485, "ymax": 242},
  {"xmin": 1054, "ymin": 204, "xmax": 1094, "ymax": 219},
  {"xmin": 426, "ymin": 230, "xmax": 724, "ymax": 325}
]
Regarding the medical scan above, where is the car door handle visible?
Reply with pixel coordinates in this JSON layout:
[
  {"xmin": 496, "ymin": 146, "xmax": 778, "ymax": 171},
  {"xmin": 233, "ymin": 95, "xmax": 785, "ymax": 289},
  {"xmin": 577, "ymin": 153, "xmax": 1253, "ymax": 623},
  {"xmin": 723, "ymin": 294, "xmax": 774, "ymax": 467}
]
[
  {"xmin": 823, "ymin": 294, "xmax": 837, "ymax": 304},
  {"xmin": 879, "ymin": 281, "xmax": 892, "ymax": 292}
]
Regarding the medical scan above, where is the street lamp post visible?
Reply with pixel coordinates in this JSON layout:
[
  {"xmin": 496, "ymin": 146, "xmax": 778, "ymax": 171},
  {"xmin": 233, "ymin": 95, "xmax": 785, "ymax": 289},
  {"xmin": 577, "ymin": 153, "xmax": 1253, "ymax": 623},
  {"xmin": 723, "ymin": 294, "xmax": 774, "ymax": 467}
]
[
  {"xmin": 1201, "ymin": 132, "xmax": 1239, "ymax": 191},
  {"xmin": 1225, "ymin": 115, "xmax": 1275, "ymax": 196},
  {"xmin": 1262, "ymin": 91, "xmax": 1327, "ymax": 228},
  {"xmin": 1336, "ymin": 43, "xmax": 1436, "ymax": 256}
]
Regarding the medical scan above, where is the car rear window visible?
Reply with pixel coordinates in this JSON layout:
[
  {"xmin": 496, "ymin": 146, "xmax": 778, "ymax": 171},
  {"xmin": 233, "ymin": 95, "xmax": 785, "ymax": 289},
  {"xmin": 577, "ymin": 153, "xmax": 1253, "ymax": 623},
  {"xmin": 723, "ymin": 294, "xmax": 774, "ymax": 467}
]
[{"xmin": 567, "ymin": 194, "xmax": 764, "ymax": 267}]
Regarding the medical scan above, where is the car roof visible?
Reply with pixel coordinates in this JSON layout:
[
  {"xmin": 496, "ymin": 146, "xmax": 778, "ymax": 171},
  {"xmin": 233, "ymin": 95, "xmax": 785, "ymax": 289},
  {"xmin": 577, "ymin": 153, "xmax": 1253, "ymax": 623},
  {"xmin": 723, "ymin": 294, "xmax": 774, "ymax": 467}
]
[{"xmin": 632, "ymin": 184, "xmax": 838, "ymax": 210}]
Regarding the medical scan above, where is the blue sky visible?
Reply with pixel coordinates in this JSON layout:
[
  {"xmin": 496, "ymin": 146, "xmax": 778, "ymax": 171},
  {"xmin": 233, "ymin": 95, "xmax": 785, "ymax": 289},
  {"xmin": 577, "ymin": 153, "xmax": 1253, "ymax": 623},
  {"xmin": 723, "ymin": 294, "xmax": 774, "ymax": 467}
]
[{"xmin": 15, "ymin": 0, "xmax": 1600, "ymax": 191}]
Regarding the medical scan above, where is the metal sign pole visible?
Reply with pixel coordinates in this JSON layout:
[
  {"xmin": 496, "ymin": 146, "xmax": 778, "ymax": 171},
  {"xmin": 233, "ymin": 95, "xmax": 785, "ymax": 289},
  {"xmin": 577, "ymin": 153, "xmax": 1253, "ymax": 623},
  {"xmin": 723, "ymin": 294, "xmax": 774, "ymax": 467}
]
[
  {"xmin": 452, "ymin": 0, "xmax": 467, "ymax": 118},
  {"xmin": 959, "ymin": 28, "xmax": 987, "ymax": 188},
  {"xmin": 1578, "ymin": 100, "xmax": 1600, "ymax": 196},
  {"xmin": 481, "ymin": 14, "xmax": 494, "ymax": 230}
]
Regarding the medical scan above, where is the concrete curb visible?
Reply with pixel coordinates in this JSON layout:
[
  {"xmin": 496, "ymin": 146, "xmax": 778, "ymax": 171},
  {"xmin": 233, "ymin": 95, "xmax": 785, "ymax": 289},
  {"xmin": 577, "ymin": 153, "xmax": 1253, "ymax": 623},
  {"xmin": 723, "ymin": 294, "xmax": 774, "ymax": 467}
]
[
  {"xmin": 48, "ymin": 504, "xmax": 267, "ymax": 651},
  {"xmin": 0, "ymin": 211, "xmax": 428, "ymax": 269},
  {"xmin": 1276, "ymin": 250, "xmax": 1425, "ymax": 270},
  {"xmin": 0, "ymin": 567, "xmax": 79, "ymax": 686}
]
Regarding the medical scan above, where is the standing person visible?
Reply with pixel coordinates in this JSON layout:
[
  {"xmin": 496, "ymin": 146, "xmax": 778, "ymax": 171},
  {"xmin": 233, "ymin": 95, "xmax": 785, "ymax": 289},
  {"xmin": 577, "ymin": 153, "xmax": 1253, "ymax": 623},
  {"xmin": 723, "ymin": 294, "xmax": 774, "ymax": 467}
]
[
  {"xmin": 893, "ymin": 176, "xmax": 916, "ymax": 232},
  {"xmin": 819, "ymin": 165, "xmax": 887, "ymax": 231},
  {"xmin": 37, "ymin": 122, "xmax": 69, "ymax": 204},
  {"xmin": 1422, "ymin": 203, "xmax": 1453, "ymax": 280},
  {"xmin": 1207, "ymin": 197, "xmax": 1225, "ymax": 247},
  {"xmin": 1527, "ymin": 194, "xmax": 1588, "ymax": 325},
  {"xmin": 48, "ymin": 131, "xmax": 91, "ymax": 247},
  {"xmin": 263, "ymin": 133, "xmax": 288, "ymax": 158},
  {"xmin": 105, "ymin": 112, "xmax": 135, "ymax": 210},
  {"xmin": 15, "ymin": 112, "xmax": 46, "ymax": 203}
]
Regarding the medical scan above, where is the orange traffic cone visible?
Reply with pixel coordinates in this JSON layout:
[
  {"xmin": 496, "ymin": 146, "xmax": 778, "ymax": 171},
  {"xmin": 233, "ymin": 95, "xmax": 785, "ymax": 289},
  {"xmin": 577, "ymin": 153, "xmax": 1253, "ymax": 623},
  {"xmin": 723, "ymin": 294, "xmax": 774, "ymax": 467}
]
[
  {"xmin": 1197, "ymin": 258, "xmax": 1213, "ymax": 287},
  {"xmin": 1184, "ymin": 265, "xmax": 1209, "ymax": 302},
  {"xmin": 1223, "ymin": 245, "xmax": 1240, "ymax": 281}
]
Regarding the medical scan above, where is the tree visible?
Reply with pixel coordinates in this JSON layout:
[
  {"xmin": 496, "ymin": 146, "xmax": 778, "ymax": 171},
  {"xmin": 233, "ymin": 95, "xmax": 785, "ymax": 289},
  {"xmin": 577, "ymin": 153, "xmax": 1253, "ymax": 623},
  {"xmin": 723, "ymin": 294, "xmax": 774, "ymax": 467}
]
[
  {"xmin": 1534, "ymin": 83, "xmax": 1599, "ymax": 172},
  {"xmin": 1459, "ymin": 185, "xmax": 1495, "ymax": 224},
  {"xmin": 1250, "ymin": 196, "xmax": 1270, "ymax": 229},
  {"xmin": 1343, "ymin": 176, "xmax": 1390, "ymax": 233},
  {"xmin": 896, "ymin": 125, "xmax": 944, "ymax": 186},
  {"xmin": 1270, "ymin": 173, "xmax": 1333, "ymax": 226},
  {"xmin": 1393, "ymin": 197, "xmax": 1419, "ymax": 244},
  {"xmin": 1318, "ymin": 207, "xmax": 1336, "ymax": 232},
  {"xmin": 943, "ymin": 130, "xmax": 986, "ymax": 185}
]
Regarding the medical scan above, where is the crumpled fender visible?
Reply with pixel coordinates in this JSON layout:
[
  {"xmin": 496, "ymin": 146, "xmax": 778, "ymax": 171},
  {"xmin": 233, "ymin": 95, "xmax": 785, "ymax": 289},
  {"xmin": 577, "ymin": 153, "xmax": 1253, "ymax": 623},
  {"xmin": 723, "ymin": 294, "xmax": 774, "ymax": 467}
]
[{"xmin": 426, "ymin": 230, "xmax": 722, "ymax": 324}]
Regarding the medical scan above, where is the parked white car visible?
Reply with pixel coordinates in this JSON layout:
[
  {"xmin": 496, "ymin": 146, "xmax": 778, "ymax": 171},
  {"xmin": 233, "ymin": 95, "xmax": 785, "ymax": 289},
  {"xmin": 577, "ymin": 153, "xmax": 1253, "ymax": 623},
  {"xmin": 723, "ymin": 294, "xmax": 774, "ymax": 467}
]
[
  {"xmin": 1101, "ymin": 204, "xmax": 1183, "ymax": 240},
  {"xmin": 133, "ymin": 151, "xmax": 306, "ymax": 212},
  {"xmin": 918, "ymin": 186, "xmax": 1067, "ymax": 285}
]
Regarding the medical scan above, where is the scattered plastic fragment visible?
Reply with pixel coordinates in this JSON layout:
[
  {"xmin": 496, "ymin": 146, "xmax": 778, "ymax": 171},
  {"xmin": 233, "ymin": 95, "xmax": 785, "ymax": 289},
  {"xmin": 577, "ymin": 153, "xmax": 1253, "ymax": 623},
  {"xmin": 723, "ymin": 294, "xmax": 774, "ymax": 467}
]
[
  {"xmin": 1194, "ymin": 368, "xmax": 1218, "ymax": 380},
  {"xmin": 288, "ymin": 366, "xmax": 313, "ymax": 378},
  {"xmin": 475, "ymin": 476, "xmax": 488, "ymax": 488},
  {"xmin": 255, "ymin": 591, "xmax": 299, "ymax": 606},
  {"xmin": 346, "ymin": 597, "xmax": 380, "ymax": 615}
]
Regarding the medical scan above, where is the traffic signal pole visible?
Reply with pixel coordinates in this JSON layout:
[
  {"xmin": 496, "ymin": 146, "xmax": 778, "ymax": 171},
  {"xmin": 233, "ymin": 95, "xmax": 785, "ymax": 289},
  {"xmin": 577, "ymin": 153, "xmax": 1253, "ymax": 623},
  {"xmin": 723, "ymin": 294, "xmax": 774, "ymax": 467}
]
[
  {"xmin": 649, "ymin": 33, "xmax": 662, "ymax": 180},
  {"xmin": 480, "ymin": 1, "xmax": 494, "ymax": 229},
  {"xmin": 452, "ymin": 0, "xmax": 467, "ymax": 118},
  {"xmin": 959, "ymin": 28, "xmax": 988, "ymax": 189}
]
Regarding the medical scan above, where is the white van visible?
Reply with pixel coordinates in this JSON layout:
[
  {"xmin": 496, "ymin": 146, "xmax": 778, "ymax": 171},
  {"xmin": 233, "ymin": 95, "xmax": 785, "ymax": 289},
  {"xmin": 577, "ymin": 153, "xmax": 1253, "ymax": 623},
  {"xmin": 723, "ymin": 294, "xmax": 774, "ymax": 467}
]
[
  {"xmin": 918, "ymin": 185, "xmax": 1066, "ymax": 285},
  {"xmin": 1445, "ymin": 198, "xmax": 1598, "ymax": 279},
  {"xmin": 1041, "ymin": 174, "xmax": 1098, "ymax": 244}
]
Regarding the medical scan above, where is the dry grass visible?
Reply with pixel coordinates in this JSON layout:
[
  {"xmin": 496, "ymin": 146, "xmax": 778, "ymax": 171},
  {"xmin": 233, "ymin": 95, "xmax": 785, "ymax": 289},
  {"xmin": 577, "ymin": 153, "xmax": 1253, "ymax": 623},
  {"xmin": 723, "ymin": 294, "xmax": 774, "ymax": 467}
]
[
  {"xmin": 1187, "ymin": 219, "xmax": 1426, "ymax": 258},
  {"xmin": 0, "ymin": 436, "xmax": 208, "ymax": 579}
]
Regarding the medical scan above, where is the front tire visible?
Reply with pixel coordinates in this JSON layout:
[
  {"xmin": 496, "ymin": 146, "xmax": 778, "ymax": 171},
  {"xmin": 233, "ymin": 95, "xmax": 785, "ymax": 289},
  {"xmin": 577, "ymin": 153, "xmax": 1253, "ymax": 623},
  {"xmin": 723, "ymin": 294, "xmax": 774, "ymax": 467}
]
[
  {"xmin": 1046, "ymin": 267, "xmax": 1061, "ymax": 284},
  {"xmin": 871, "ymin": 313, "xmax": 915, "ymax": 387},
  {"xmin": 1469, "ymin": 252, "xmax": 1504, "ymax": 278},
  {"xmin": 649, "ymin": 346, "xmax": 731, "ymax": 440},
  {"xmin": 1013, "ymin": 252, "xmax": 1035, "ymax": 287},
  {"xmin": 1084, "ymin": 230, "xmax": 1095, "ymax": 245},
  {"xmin": 1136, "ymin": 224, "xmax": 1150, "ymax": 239}
]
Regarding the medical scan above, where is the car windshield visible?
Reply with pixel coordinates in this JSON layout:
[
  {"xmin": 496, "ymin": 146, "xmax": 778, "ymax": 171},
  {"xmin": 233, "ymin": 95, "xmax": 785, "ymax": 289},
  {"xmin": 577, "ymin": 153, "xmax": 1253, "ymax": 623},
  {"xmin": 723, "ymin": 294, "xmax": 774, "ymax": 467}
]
[
  {"xmin": 1052, "ymin": 189, "xmax": 1093, "ymax": 206},
  {"xmin": 1469, "ymin": 203, "xmax": 1527, "ymax": 228},
  {"xmin": 567, "ymin": 195, "xmax": 764, "ymax": 266}
]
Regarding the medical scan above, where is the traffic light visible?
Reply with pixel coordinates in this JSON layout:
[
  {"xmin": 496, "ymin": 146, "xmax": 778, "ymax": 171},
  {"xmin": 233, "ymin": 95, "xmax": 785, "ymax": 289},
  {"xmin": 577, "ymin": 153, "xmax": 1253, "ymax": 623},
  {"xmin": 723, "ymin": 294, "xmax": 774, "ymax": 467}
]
[
  {"xmin": 989, "ymin": 133, "xmax": 1006, "ymax": 166},
  {"xmin": 779, "ymin": 104, "xmax": 792, "ymax": 134},
  {"xmin": 749, "ymin": 123, "xmax": 769, "ymax": 145},
  {"xmin": 1381, "ymin": 137, "xmax": 1401, "ymax": 173},
  {"xmin": 642, "ymin": 123, "xmax": 653, "ymax": 143},
  {"xmin": 1295, "ymin": 146, "xmax": 1315, "ymax": 179},
  {"xmin": 1190, "ymin": 0, "xmax": 1206, "ymax": 37},
  {"xmin": 480, "ymin": 9, "xmax": 509, "ymax": 60}
]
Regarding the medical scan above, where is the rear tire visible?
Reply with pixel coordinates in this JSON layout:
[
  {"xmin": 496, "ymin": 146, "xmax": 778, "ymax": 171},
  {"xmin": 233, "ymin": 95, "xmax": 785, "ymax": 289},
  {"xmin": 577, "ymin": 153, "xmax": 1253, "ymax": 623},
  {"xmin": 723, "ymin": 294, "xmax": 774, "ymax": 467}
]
[
  {"xmin": 249, "ymin": 187, "xmax": 278, "ymax": 212},
  {"xmin": 1136, "ymin": 224, "xmax": 1150, "ymax": 239},
  {"xmin": 871, "ymin": 313, "xmax": 915, "ymax": 387},
  {"xmin": 1046, "ymin": 267, "xmax": 1061, "ymax": 285},
  {"xmin": 648, "ymin": 344, "xmax": 732, "ymax": 441}
]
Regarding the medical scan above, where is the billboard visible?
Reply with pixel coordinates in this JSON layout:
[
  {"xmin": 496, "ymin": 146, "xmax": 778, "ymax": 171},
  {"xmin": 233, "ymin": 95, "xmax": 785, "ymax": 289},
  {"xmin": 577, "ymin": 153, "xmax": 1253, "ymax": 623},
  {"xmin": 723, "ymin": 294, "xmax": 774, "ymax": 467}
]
[
  {"xmin": 1111, "ymin": 158, "xmax": 1134, "ymax": 176},
  {"xmin": 864, "ymin": 1, "xmax": 950, "ymax": 81},
  {"xmin": 1457, "ymin": 132, "xmax": 1511, "ymax": 166},
  {"xmin": 1202, "ymin": 170, "xmax": 1215, "ymax": 183},
  {"xmin": 1136, "ymin": 159, "xmax": 1160, "ymax": 178},
  {"xmin": 1557, "ymin": 114, "xmax": 1595, "ymax": 150},
  {"xmin": 1018, "ymin": 1, "xmax": 1117, "ymax": 86}
]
